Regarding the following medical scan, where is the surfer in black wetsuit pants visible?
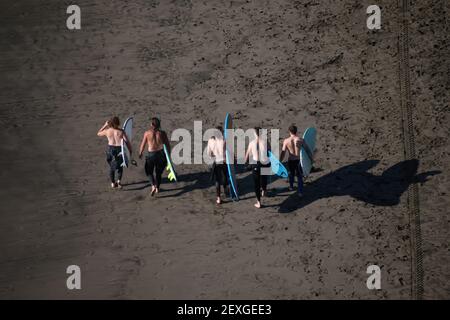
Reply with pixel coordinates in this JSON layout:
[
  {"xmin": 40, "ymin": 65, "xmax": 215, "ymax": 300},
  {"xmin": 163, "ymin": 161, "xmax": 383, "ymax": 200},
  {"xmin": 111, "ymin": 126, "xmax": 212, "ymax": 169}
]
[
  {"xmin": 244, "ymin": 127, "xmax": 271, "ymax": 209},
  {"xmin": 280, "ymin": 125, "xmax": 313, "ymax": 197},
  {"xmin": 207, "ymin": 126, "xmax": 229, "ymax": 204},
  {"xmin": 97, "ymin": 117, "xmax": 132, "ymax": 189},
  {"xmin": 139, "ymin": 117, "xmax": 169, "ymax": 196}
]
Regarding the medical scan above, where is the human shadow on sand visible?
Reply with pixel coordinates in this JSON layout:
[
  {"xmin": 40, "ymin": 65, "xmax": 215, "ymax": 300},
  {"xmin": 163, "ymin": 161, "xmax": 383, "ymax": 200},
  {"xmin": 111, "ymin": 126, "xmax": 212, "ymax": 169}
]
[{"xmin": 278, "ymin": 159, "xmax": 440, "ymax": 213}]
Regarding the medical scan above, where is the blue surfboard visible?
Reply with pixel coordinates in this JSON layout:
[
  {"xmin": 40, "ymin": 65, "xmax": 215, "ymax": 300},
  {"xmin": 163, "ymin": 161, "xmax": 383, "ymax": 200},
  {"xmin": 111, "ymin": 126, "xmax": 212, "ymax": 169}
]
[
  {"xmin": 224, "ymin": 113, "xmax": 239, "ymax": 201},
  {"xmin": 268, "ymin": 151, "xmax": 288, "ymax": 178}
]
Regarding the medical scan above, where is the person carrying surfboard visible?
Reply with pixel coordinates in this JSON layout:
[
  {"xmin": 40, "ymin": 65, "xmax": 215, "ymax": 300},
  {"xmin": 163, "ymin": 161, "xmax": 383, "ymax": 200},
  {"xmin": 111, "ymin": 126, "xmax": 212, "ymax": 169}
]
[
  {"xmin": 97, "ymin": 116, "xmax": 132, "ymax": 189},
  {"xmin": 280, "ymin": 125, "xmax": 313, "ymax": 197},
  {"xmin": 207, "ymin": 126, "xmax": 229, "ymax": 205},
  {"xmin": 244, "ymin": 127, "xmax": 271, "ymax": 209},
  {"xmin": 138, "ymin": 117, "xmax": 169, "ymax": 196}
]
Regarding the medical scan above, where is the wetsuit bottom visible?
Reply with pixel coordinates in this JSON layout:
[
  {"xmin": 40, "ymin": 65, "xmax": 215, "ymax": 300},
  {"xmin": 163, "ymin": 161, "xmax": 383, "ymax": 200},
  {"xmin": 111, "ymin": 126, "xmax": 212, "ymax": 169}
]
[
  {"xmin": 212, "ymin": 163, "xmax": 228, "ymax": 197},
  {"xmin": 252, "ymin": 163, "xmax": 270, "ymax": 202},
  {"xmin": 287, "ymin": 159, "xmax": 303, "ymax": 194},
  {"xmin": 145, "ymin": 150, "xmax": 166, "ymax": 188},
  {"xmin": 106, "ymin": 145, "xmax": 123, "ymax": 183}
]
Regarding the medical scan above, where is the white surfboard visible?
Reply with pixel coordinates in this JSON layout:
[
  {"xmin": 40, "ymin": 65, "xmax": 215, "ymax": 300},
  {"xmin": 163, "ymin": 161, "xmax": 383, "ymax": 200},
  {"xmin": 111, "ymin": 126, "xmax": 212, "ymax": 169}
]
[{"xmin": 121, "ymin": 117, "xmax": 133, "ymax": 168}]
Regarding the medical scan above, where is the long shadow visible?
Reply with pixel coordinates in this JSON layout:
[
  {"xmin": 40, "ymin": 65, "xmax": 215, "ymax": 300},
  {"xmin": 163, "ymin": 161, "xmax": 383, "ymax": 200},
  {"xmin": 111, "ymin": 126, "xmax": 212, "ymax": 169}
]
[
  {"xmin": 122, "ymin": 179, "xmax": 184, "ymax": 192},
  {"xmin": 235, "ymin": 164, "xmax": 291, "ymax": 197},
  {"xmin": 155, "ymin": 171, "xmax": 212, "ymax": 199},
  {"xmin": 278, "ymin": 159, "xmax": 440, "ymax": 213}
]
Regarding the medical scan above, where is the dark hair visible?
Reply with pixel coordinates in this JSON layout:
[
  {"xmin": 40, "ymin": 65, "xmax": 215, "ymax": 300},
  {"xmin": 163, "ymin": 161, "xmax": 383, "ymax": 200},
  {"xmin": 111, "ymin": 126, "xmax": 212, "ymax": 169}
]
[
  {"xmin": 151, "ymin": 117, "xmax": 160, "ymax": 130},
  {"xmin": 216, "ymin": 125, "xmax": 223, "ymax": 132},
  {"xmin": 110, "ymin": 116, "xmax": 120, "ymax": 129},
  {"xmin": 288, "ymin": 125, "xmax": 297, "ymax": 134}
]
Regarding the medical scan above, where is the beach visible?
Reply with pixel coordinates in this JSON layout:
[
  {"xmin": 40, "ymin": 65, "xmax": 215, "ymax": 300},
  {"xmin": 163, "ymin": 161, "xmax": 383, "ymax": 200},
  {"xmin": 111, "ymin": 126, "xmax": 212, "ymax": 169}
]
[{"xmin": 0, "ymin": 0, "xmax": 448, "ymax": 299}]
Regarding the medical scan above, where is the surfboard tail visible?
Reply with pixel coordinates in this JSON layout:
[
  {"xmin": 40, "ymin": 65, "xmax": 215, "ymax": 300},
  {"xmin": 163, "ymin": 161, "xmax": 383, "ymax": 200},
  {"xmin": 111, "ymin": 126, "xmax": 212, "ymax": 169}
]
[{"xmin": 168, "ymin": 172, "xmax": 176, "ymax": 182}]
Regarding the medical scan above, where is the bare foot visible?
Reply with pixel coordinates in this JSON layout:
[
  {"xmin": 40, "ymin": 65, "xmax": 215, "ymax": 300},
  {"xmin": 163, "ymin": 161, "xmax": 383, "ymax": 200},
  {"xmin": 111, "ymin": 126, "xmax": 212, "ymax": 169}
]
[
  {"xmin": 254, "ymin": 201, "xmax": 261, "ymax": 208},
  {"xmin": 151, "ymin": 186, "xmax": 156, "ymax": 197},
  {"xmin": 216, "ymin": 197, "xmax": 222, "ymax": 205}
]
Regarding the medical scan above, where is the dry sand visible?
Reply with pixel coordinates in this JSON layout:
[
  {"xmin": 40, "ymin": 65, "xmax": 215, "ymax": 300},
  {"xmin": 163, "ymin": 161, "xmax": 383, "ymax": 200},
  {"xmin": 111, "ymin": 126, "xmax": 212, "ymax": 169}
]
[{"xmin": 0, "ymin": 0, "xmax": 448, "ymax": 299}]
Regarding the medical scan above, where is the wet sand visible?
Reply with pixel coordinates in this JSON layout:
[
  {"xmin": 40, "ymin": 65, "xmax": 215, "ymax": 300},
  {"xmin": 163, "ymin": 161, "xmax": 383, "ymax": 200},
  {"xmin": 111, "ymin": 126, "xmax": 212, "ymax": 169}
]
[{"xmin": 0, "ymin": 0, "xmax": 448, "ymax": 299}]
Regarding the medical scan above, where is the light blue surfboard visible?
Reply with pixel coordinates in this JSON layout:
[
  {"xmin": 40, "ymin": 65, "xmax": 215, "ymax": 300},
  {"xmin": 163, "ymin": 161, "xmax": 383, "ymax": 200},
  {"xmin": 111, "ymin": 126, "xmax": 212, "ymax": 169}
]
[
  {"xmin": 268, "ymin": 151, "xmax": 288, "ymax": 178},
  {"xmin": 224, "ymin": 113, "xmax": 239, "ymax": 201},
  {"xmin": 300, "ymin": 127, "xmax": 317, "ymax": 177}
]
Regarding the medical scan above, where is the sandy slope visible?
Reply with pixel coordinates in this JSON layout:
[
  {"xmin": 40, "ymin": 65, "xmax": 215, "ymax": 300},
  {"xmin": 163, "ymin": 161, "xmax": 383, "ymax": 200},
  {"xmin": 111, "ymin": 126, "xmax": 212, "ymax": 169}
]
[{"xmin": 0, "ymin": 0, "xmax": 447, "ymax": 299}]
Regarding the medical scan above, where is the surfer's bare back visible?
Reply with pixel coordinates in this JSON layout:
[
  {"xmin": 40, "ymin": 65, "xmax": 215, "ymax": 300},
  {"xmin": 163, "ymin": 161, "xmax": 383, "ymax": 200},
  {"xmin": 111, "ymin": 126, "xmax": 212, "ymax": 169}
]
[{"xmin": 97, "ymin": 117, "xmax": 132, "ymax": 189}]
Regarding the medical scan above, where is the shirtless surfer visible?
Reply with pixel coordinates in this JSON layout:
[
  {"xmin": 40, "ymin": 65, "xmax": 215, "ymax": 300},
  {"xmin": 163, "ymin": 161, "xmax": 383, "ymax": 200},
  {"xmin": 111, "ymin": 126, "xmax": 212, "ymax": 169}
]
[
  {"xmin": 97, "ymin": 117, "xmax": 132, "ymax": 189},
  {"xmin": 280, "ymin": 125, "xmax": 313, "ymax": 197},
  {"xmin": 244, "ymin": 127, "xmax": 271, "ymax": 208},
  {"xmin": 138, "ymin": 117, "xmax": 170, "ymax": 196},
  {"xmin": 206, "ymin": 126, "xmax": 229, "ymax": 204}
]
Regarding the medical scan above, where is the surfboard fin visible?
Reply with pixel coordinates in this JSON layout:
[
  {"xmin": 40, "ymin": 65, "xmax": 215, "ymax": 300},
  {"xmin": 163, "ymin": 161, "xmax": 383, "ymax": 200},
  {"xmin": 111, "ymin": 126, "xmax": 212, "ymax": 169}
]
[
  {"xmin": 166, "ymin": 164, "xmax": 177, "ymax": 182},
  {"xmin": 168, "ymin": 172, "xmax": 176, "ymax": 181}
]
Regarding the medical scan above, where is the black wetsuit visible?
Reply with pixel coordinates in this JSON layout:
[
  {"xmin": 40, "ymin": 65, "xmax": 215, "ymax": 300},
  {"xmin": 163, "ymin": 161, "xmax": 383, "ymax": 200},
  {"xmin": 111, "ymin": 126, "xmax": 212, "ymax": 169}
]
[
  {"xmin": 251, "ymin": 141, "xmax": 271, "ymax": 202},
  {"xmin": 106, "ymin": 145, "xmax": 123, "ymax": 183},
  {"xmin": 252, "ymin": 162, "xmax": 270, "ymax": 202},
  {"xmin": 145, "ymin": 149, "xmax": 167, "ymax": 188},
  {"xmin": 211, "ymin": 162, "xmax": 228, "ymax": 197},
  {"xmin": 287, "ymin": 159, "xmax": 303, "ymax": 194}
]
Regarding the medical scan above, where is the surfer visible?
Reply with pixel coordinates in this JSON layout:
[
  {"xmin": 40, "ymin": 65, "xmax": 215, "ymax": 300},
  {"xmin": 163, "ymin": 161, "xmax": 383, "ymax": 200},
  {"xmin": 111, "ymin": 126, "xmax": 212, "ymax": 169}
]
[
  {"xmin": 97, "ymin": 117, "xmax": 132, "ymax": 189},
  {"xmin": 138, "ymin": 117, "xmax": 169, "ymax": 196},
  {"xmin": 207, "ymin": 126, "xmax": 229, "ymax": 205},
  {"xmin": 244, "ymin": 127, "xmax": 271, "ymax": 208},
  {"xmin": 280, "ymin": 125, "xmax": 313, "ymax": 196}
]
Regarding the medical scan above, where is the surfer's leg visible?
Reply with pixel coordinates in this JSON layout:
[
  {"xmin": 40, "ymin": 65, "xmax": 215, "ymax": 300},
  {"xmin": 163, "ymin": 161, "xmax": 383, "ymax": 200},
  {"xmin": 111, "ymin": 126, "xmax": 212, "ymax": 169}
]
[
  {"xmin": 261, "ymin": 174, "xmax": 268, "ymax": 196},
  {"xmin": 215, "ymin": 180, "xmax": 222, "ymax": 204},
  {"xmin": 297, "ymin": 162, "xmax": 303, "ymax": 196},
  {"xmin": 108, "ymin": 165, "xmax": 115, "ymax": 183},
  {"xmin": 145, "ymin": 157, "xmax": 156, "ymax": 185},
  {"xmin": 155, "ymin": 168, "xmax": 163, "ymax": 189},
  {"xmin": 109, "ymin": 169, "xmax": 116, "ymax": 186},
  {"xmin": 287, "ymin": 160, "xmax": 296, "ymax": 190},
  {"xmin": 155, "ymin": 152, "xmax": 165, "ymax": 190},
  {"xmin": 116, "ymin": 166, "xmax": 123, "ymax": 188},
  {"xmin": 253, "ymin": 166, "xmax": 262, "ymax": 202},
  {"xmin": 106, "ymin": 147, "xmax": 117, "ymax": 187},
  {"xmin": 215, "ymin": 181, "xmax": 221, "ymax": 197},
  {"xmin": 221, "ymin": 165, "xmax": 229, "ymax": 196}
]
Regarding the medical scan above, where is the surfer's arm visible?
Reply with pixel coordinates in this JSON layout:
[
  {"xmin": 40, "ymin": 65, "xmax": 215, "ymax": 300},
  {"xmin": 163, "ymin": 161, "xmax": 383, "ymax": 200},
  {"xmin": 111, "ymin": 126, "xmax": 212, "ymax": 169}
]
[
  {"xmin": 244, "ymin": 146, "xmax": 251, "ymax": 164},
  {"xmin": 97, "ymin": 121, "xmax": 109, "ymax": 136},
  {"xmin": 206, "ymin": 139, "xmax": 214, "ymax": 158},
  {"xmin": 161, "ymin": 131, "xmax": 171, "ymax": 154},
  {"xmin": 138, "ymin": 133, "xmax": 147, "ymax": 158},
  {"xmin": 280, "ymin": 140, "xmax": 287, "ymax": 161}
]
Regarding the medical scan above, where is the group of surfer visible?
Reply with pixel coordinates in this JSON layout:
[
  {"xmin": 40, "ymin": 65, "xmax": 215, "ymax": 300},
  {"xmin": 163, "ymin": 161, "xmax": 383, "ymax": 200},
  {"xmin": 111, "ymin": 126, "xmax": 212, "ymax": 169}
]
[{"xmin": 98, "ymin": 117, "xmax": 313, "ymax": 208}]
